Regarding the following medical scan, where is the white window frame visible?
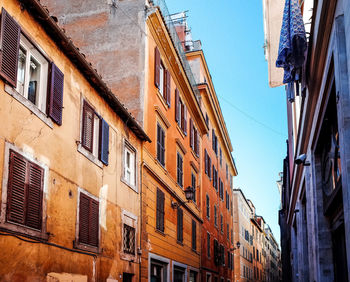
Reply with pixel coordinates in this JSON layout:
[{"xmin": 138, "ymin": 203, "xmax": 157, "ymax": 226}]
[
  {"xmin": 121, "ymin": 139, "xmax": 137, "ymax": 191},
  {"xmin": 16, "ymin": 34, "xmax": 49, "ymax": 113}
]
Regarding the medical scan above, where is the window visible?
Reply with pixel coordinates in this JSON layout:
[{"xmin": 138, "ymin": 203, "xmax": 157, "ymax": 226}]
[
  {"xmin": 190, "ymin": 118, "xmax": 200, "ymax": 156},
  {"xmin": 212, "ymin": 129, "xmax": 217, "ymax": 154},
  {"xmin": 214, "ymin": 205, "xmax": 217, "ymax": 227},
  {"xmin": 226, "ymin": 191, "xmax": 230, "ymax": 210},
  {"xmin": 204, "ymin": 150, "xmax": 212, "ymax": 179},
  {"xmin": 123, "ymin": 224, "xmax": 135, "ymax": 254},
  {"xmin": 157, "ymin": 123, "xmax": 165, "ymax": 166},
  {"xmin": 81, "ymin": 101, "xmax": 109, "ymax": 165},
  {"xmin": 5, "ymin": 150, "xmax": 44, "ymax": 231},
  {"xmin": 231, "ymin": 229, "xmax": 233, "ymax": 244},
  {"xmin": 156, "ymin": 188, "xmax": 165, "ymax": 232},
  {"xmin": 219, "ymin": 148, "xmax": 222, "ymax": 167},
  {"xmin": 175, "ymin": 89, "xmax": 187, "ymax": 134},
  {"xmin": 191, "ymin": 172, "xmax": 196, "ymax": 203},
  {"xmin": 207, "ymin": 232, "xmax": 211, "ymax": 257},
  {"xmin": 219, "ymin": 179, "xmax": 224, "ymax": 200},
  {"xmin": 206, "ymin": 195, "xmax": 210, "ymax": 219},
  {"xmin": 227, "ymin": 224, "xmax": 230, "ymax": 240},
  {"xmin": 123, "ymin": 142, "xmax": 136, "ymax": 188},
  {"xmin": 220, "ymin": 214, "xmax": 223, "ymax": 233},
  {"xmin": 226, "ymin": 164, "xmax": 228, "ymax": 180},
  {"xmin": 177, "ymin": 152, "xmax": 183, "ymax": 187},
  {"xmin": 192, "ymin": 219, "xmax": 197, "ymax": 250},
  {"xmin": 0, "ymin": 9, "xmax": 64, "ymax": 124},
  {"xmin": 154, "ymin": 47, "xmax": 170, "ymax": 106},
  {"xmin": 78, "ymin": 191, "xmax": 99, "ymax": 248},
  {"xmin": 177, "ymin": 207, "xmax": 183, "ymax": 243},
  {"xmin": 212, "ymin": 165, "xmax": 218, "ymax": 190}
]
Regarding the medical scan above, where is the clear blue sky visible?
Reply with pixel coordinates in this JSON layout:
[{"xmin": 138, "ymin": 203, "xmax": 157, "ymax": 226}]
[{"xmin": 167, "ymin": 0, "xmax": 287, "ymax": 242}]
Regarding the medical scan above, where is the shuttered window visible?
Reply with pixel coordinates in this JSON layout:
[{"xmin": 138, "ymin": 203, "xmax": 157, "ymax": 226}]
[
  {"xmin": 175, "ymin": 93, "xmax": 187, "ymax": 135},
  {"xmin": 191, "ymin": 172, "xmax": 196, "ymax": 203},
  {"xmin": 177, "ymin": 207, "xmax": 183, "ymax": 243},
  {"xmin": 79, "ymin": 192, "xmax": 99, "ymax": 247},
  {"xmin": 7, "ymin": 150, "xmax": 43, "ymax": 231},
  {"xmin": 165, "ymin": 69, "xmax": 171, "ymax": 107},
  {"xmin": 206, "ymin": 195, "xmax": 210, "ymax": 219},
  {"xmin": 191, "ymin": 219, "xmax": 196, "ymax": 251},
  {"xmin": 207, "ymin": 232, "xmax": 210, "ymax": 257},
  {"xmin": 81, "ymin": 101, "xmax": 109, "ymax": 165},
  {"xmin": 157, "ymin": 124, "xmax": 165, "ymax": 166},
  {"xmin": 154, "ymin": 47, "xmax": 160, "ymax": 88},
  {"xmin": 204, "ymin": 149, "xmax": 208, "ymax": 175},
  {"xmin": 156, "ymin": 188, "xmax": 165, "ymax": 232},
  {"xmin": 177, "ymin": 152, "xmax": 183, "ymax": 187},
  {"xmin": 214, "ymin": 239, "xmax": 219, "ymax": 266},
  {"xmin": 227, "ymin": 223, "xmax": 230, "ymax": 240},
  {"xmin": 0, "ymin": 9, "xmax": 64, "ymax": 124},
  {"xmin": 214, "ymin": 205, "xmax": 217, "ymax": 226},
  {"xmin": 220, "ymin": 214, "xmax": 223, "ymax": 233}
]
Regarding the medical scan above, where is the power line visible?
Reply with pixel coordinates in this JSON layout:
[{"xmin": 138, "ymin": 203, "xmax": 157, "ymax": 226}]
[{"xmin": 217, "ymin": 94, "xmax": 285, "ymax": 137}]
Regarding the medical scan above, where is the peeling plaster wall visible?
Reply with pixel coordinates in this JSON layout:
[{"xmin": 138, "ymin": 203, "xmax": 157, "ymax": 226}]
[{"xmin": 0, "ymin": 1, "xmax": 142, "ymax": 281}]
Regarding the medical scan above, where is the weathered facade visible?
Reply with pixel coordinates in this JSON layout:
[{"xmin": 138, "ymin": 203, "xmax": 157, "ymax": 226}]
[
  {"xmin": 264, "ymin": 0, "xmax": 350, "ymax": 280},
  {"xmin": 0, "ymin": 0, "xmax": 149, "ymax": 281}
]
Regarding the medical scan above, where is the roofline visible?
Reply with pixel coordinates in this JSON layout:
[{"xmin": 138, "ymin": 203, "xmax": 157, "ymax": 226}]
[
  {"xmin": 20, "ymin": 0, "xmax": 151, "ymax": 142},
  {"xmin": 233, "ymin": 188, "xmax": 253, "ymax": 212}
]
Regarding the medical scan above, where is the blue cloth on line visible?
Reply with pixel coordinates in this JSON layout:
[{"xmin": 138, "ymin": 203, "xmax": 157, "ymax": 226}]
[{"xmin": 276, "ymin": 0, "xmax": 307, "ymax": 84}]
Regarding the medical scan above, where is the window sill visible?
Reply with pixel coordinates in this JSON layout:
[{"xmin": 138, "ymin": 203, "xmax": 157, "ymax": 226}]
[
  {"xmin": 190, "ymin": 149, "xmax": 199, "ymax": 161},
  {"xmin": 176, "ymin": 124, "xmax": 186, "ymax": 139},
  {"xmin": 121, "ymin": 177, "xmax": 138, "ymax": 193},
  {"xmin": 0, "ymin": 221, "xmax": 48, "ymax": 241},
  {"xmin": 155, "ymin": 158, "xmax": 167, "ymax": 174},
  {"xmin": 4, "ymin": 84, "xmax": 53, "ymax": 129},
  {"xmin": 156, "ymin": 90, "xmax": 169, "ymax": 111},
  {"xmin": 77, "ymin": 144, "xmax": 103, "ymax": 169},
  {"xmin": 73, "ymin": 239, "xmax": 100, "ymax": 254},
  {"xmin": 155, "ymin": 229, "xmax": 166, "ymax": 237},
  {"xmin": 176, "ymin": 240, "xmax": 184, "ymax": 246},
  {"xmin": 120, "ymin": 252, "xmax": 137, "ymax": 261}
]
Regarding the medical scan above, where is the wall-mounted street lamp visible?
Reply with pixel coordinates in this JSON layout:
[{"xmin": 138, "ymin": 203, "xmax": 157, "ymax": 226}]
[
  {"xmin": 230, "ymin": 241, "xmax": 241, "ymax": 251},
  {"xmin": 295, "ymin": 154, "xmax": 310, "ymax": 166},
  {"xmin": 171, "ymin": 186, "xmax": 195, "ymax": 209}
]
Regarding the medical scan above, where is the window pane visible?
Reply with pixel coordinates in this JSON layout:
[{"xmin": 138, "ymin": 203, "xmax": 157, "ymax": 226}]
[
  {"xmin": 17, "ymin": 46, "xmax": 26, "ymax": 96},
  {"xmin": 28, "ymin": 56, "xmax": 40, "ymax": 105}
]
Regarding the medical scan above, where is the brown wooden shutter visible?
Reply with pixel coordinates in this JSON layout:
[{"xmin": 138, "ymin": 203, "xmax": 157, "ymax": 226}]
[
  {"xmin": 175, "ymin": 89, "xmax": 179, "ymax": 122},
  {"xmin": 154, "ymin": 47, "xmax": 160, "ymax": 88},
  {"xmin": 165, "ymin": 69, "xmax": 171, "ymax": 106},
  {"xmin": 7, "ymin": 151, "xmax": 27, "ymax": 225},
  {"xmin": 26, "ymin": 162, "xmax": 43, "ymax": 230},
  {"xmin": 183, "ymin": 105, "xmax": 187, "ymax": 135},
  {"xmin": 89, "ymin": 198, "xmax": 99, "ymax": 247},
  {"xmin": 190, "ymin": 118, "xmax": 194, "ymax": 149},
  {"xmin": 79, "ymin": 193, "xmax": 90, "ymax": 245},
  {"xmin": 0, "ymin": 8, "xmax": 20, "ymax": 87},
  {"xmin": 196, "ymin": 130, "xmax": 200, "ymax": 156},
  {"xmin": 156, "ymin": 188, "xmax": 165, "ymax": 232},
  {"xmin": 204, "ymin": 149, "xmax": 208, "ymax": 175},
  {"xmin": 82, "ymin": 102, "xmax": 94, "ymax": 152},
  {"xmin": 48, "ymin": 63, "xmax": 64, "ymax": 125},
  {"xmin": 192, "ymin": 219, "xmax": 196, "ymax": 250},
  {"xmin": 177, "ymin": 207, "xmax": 183, "ymax": 242},
  {"xmin": 208, "ymin": 157, "xmax": 211, "ymax": 180}
]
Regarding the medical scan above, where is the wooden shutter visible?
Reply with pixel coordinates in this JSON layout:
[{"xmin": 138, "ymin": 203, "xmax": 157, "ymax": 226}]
[
  {"xmin": 196, "ymin": 131, "xmax": 200, "ymax": 156},
  {"xmin": 189, "ymin": 118, "xmax": 193, "ymax": 149},
  {"xmin": 161, "ymin": 127, "xmax": 165, "ymax": 165},
  {"xmin": 156, "ymin": 188, "xmax": 164, "ymax": 232},
  {"xmin": 26, "ymin": 162, "xmax": 43, "ymax": 230},
  {"xmin": 89, "ymin": 198, "xmax": 99, "ymax": 247},
  {"xmin": 154, "ymin": 47, "xmax": 160, "ymax": 88},
  {"xmin": 165, "ymin": 69, "xmax": 171, "ymax": 106},
  {"xmin": 183, "ymin": 105, "xmax": 187, "ymax": 135},
  {"xmin": 99, "ymin": 118, "xmax": 109, "ymax": 165},
  {"xmin": 48, "ymin": 63, "xmax": 64, "ymax": 125},
  {"xmin": 192, "ymin": 219, "xmax": 196, "ymax": 250},
  {"xmin": 177, "ymin": 207, "xmax": 183, "ymax": 242},
  {"xmin": 204, "ymin": 149, "xmax": 208, "ymax": 175},
  {"xmin": 208, "ymin": 157, "xmax": 211, "ymax": 180},
  {"xmin": 7, "ymin": 151, "xmax": 27, "ymax": 225},
  {"xmin": 212, "ymin": 129, "xmax": 215, "ymax": 151},
  {"xmin": 0, "ymin": 8, "xmax": 20, "ymax": 87},
  {"xmin": 79, "ymin": 193, "xmax": 90, "ymax": 245},
  {"xmin": 82, "ymin": 102, "xmax": 94, "ymax": 152},
  {"xmin": 175, "ymin": 89, "xmax": 179, "ymax": 122},
  {"xmin": 157, "ymin": 124, "xmax": 161, "ymax": 163}
]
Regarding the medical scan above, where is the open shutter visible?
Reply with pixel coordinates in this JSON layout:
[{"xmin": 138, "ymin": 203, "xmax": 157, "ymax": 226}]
[
  {"xmin": 99, "ymin": 118, "xmax": 109, "ymax": 165},
  {"xmin": 154, "ymin": 47, "xmax": 160, "ymax": 88},
  {"xmin": 7, "ymin": 151, "xmax": 27, "ymax": 225},
  {"xmin": 48, "ymin": 63, "xmax": 64, "ymax": 125},
  {"xmin": 190, "ymin": 118, "xmax": 193, "ymax": 149},
  {"xmin": 82, "ymin": 102, "xmax": 94, "ymax": 152},
  {"xmin": 165, "ymin": 69, "xmax": 171, "ymax": 106},
  {"xmin": 26, "ymin": 162, "xmax": 43, "ymax": 230},
  {"xmin": 79, "ymin": 193, "xmax": 90, "ymax": 245},
  {"xmin": 175, "ymin": 89, "xmax": 179, "ymax": 122},
  {"xmin": 89, "ymin": 198, "xmax": 99, "ymax": 247},
  {"xmin": 0, "ymin": 8, "xmax": 20, "ymax": 87},
  {"xmin": 183, "ymin": 105, "xmax": 187, "ymax": 135}
]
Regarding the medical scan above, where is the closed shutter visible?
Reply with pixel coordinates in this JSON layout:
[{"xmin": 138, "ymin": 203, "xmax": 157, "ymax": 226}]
[
  {"xmin": 89, "ymin": 198, "xmax": 99, "ymax": 247},
  {"xmin": 192, "ymin": 220, "xmax": 196, "ymax": 250},
  {"xmin": 161, "ymin": 127, "xmax": 165, "ymax": 165},
  {"xmin": 196, "ymin": 130, "xmax": 200, "ymax": 156},
  {"xmin": 7, "ymin": 151, "xmax": 27, "ymax": 225},
  {"xmin": 79, "ymin": 193, "xmax": 90, "ymax": 245},
  {"xmin": 0, "ymin": 8, "xmax": 20, "ymax": 87},
  {"xmin": 48, "ymin": 63, "xmax": 64, "ymax": 125},
  {"xmin": 204, "ymin": 149, "xmax": 208, "ymax": 175},
  {"xmin": 26, "ymin": 163, "xmax": 43, "ymax": 230},
  {"xmin": 99, "ymin": 118, "xmax": 109, "ymax": 165},
  {"xmin": 175, "ymin": 89, "xmax": 179, "ymax": 122},
  {"xmin": 189, "ymin": 118, "xmax": 193, "ymax": 149},
  {"xmin": 156, "ymin": 188, "xmax": 165, "ymax": 232},
  {"xmin": 183, "ymin": 105, "xmax": 187, "ymax": 135},
  {"xmin": 82, "ymin": 102, "xmax": 94, "ymax": 152},
  {"xmin": 154, "ymin": 47, "xmax": 160, "ymax": 88},
  {"xmin": 157, "ymin": 124, "xmax": 161, "ymax": 163},
  {"xmin": 165, "ymin": 69, "xmax": 171, "ymax": 106},
  {"xmin": 177, "ymin": 207, "xmax": 183, "ymax": 242},
  {"xmin": 208, "ymin": 157, "xmax": 211, "ymax": 180}
]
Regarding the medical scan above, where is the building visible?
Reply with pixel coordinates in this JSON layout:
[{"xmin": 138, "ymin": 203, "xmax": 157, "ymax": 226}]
[
  {"xmin": 264, "ymin": 0, "xmax": 350, "ymax": 280},
  {"xmin": 0, "ymin": 0, "xmax": 150, "ymax": 281}
]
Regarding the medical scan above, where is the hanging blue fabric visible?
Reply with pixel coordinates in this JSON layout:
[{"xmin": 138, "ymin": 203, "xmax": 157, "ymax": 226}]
[{"xmin": 276, "ymin": 0, "xmax": 307, "ymax": 87}]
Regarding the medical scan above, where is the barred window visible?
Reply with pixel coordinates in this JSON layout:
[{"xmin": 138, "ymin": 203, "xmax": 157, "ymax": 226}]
[{"xmin": 123, "ymin": 224, "xmax": 136, "ymax": 254}]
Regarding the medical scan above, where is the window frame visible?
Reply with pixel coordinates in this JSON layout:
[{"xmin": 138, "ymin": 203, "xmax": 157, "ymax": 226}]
[
  {"xmin": 121, "ymin": 209, "xmax": 138, "ymax": 260},
  {"xmin": 156, "ymin": 122, "xmax": 166, "ymax": 167},
  {"xmin": 177, "ymin": 151, "xmax": 184, "ymax": 188},
  {"xmin": 0, "ymin": 143, "xmax": 48, "ymax": 240},
  {"xmin": 121, "ymin": 139, "xmax": 138, "ymax": 191}
]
